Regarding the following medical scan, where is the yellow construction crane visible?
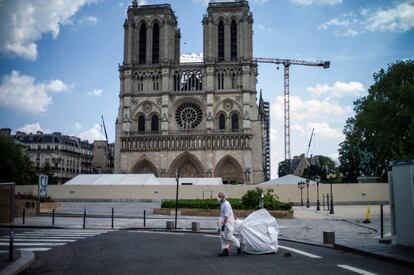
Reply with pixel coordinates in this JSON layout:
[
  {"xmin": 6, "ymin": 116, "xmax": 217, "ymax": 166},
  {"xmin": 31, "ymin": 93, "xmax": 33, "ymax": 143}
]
[{"xmin": 254, "ymin": 58, "xmax": 330, "ymax": 161}]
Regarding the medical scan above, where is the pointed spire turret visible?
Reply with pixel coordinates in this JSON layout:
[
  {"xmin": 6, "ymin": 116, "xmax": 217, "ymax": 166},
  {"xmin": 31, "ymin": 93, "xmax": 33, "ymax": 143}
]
[{"xmin": 258, "ymin": 89, "xmax": 265, "ymax": 120}]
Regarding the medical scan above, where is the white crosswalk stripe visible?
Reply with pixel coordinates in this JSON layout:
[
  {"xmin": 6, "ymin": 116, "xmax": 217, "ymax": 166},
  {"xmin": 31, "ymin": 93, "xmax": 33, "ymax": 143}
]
[{"xmin": 0, "ymin": 229, "xmax": 111, "ymax": 253}]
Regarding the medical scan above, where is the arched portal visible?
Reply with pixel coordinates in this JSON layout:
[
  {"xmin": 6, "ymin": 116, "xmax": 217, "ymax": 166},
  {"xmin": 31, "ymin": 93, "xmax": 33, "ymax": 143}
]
[
  {"xmin": 214, "ymin": 155, "xmax": 244, "ymax": 184},
  {"xmin": 131, "ymin": 159, "xmax": 160, "ymax": 177},
  {"xmin": 168, "ymin": 152, "xmax": 205, "ymax": 177}
]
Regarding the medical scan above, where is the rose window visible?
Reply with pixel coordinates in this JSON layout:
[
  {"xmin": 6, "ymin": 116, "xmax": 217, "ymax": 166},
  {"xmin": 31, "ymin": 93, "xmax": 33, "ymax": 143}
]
[{"xmin": 175, "ymin": 102, "xmax": 203, "ymax": 129}]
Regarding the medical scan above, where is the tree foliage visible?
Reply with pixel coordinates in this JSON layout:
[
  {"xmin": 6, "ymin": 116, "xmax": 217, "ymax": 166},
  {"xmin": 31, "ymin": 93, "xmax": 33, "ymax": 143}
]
[
  {"xmin": 277, "ymin": 160, "xmax": 290, "ymax": 177},
  {"xmin": 339, "ymin": 60, "xmax": 414, "ymax": 182},
  {"xmin": 0, "ymin": 136, "xmax": 37, "ymax": 185}
]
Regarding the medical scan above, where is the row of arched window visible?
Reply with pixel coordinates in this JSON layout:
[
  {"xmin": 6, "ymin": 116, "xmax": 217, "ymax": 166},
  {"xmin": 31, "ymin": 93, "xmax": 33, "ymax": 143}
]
[
  {"xmin": 218, "ymin": 113, "xmax": 239, "ymax": 131},
  {"xmin": 137, "ymin": 22, "xmax": 160, "ymax": 64},
  {"xmin": 136, "ymin": 113, "xmax": 239, "ymax": 132},
  {"xmin": 218, "ymin": 20, "xmax": 238, "ymax": 61},
  {"xmin": 138, "ymin": 114, "xmax": 159, "ymax": 133}
]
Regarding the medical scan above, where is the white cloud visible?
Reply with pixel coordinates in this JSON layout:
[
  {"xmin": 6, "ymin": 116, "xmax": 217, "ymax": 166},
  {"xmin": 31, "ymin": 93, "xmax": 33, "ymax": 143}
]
[
  {"xmin": 366, "ymin": 2, "xmax": 414, "ymax": 32},
  {"xmin": 78, "ymin": 124, "xmax": 103, "ymax": 142},
  {"xmin": 0, "ymin": 0, "xmax": 98, "ymax": 60},
  {"xmin": 271, "ymin": 95, "xmax": 352, "ymax": 121},
  {"xmin": 74, "ymin": 122, "xmax": 83, "ymax": 130},
  {"xmin": 77, "ymin": 16, "xmax": 98, "ymax": 25},
  {"xmin": 307, "ymin": 81, "xmax": 365, "ymax": 98},
  {"xmin": 87, "ymin": 89, "xmax": 103, "ymax": 96},
  {"xmin": 193, "ymin": 0, "xmax": 268, "ymax": 5},
  {"xmin": 180, "ymin": 53, "xmax": 203, "ymax": 63},
  {"xmin": 18, "ymin": 123, "xmax": 49, "ymax": 134},
  {"xmin": 290, "ymin": 0, "xmax": 342, "ymax": 6},
  {"xmin": 0, "ymin": 71, "xmax": 69, "ymax": 114},
  {"xmin": 319, "ymin": 1, "xmax": 414, "ymax": 36}
]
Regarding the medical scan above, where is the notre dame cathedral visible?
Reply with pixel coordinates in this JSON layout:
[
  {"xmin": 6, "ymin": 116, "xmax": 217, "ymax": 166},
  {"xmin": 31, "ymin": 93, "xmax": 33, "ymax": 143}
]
[{"xmin": 114, "ymin": 0, "xmax": 270, "ymax": 184}]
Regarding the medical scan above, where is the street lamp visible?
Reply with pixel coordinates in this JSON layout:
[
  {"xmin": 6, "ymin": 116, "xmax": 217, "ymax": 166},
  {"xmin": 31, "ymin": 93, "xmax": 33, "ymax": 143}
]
[
  {"xmin": 306, "ymin": 179, "xmax": 310, "ymax": 208},
  {"xmin": 316, "ymin": 175, "xmax": 320, "ymax": 211},
  {"xmin": 297, "ymin": 181, "xmax": 305, "ymax": 206},
  {"xmin": 327, "ymin": 173, "xmax": 335, "ymax": 214}
]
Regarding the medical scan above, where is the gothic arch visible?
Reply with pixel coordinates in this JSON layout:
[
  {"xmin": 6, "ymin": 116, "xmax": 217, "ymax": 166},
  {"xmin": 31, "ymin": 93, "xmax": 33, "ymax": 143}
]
[
  {"xmin": 131, "ymin": 158, "xmax": 160, "ymax": 177},
  {"xmin": 168, "ymin": 152, "xmax": 205, "ymax": 177},
  {"xmin": 214, "ymin": 155, "xmax": 244, "ymax": 184}
]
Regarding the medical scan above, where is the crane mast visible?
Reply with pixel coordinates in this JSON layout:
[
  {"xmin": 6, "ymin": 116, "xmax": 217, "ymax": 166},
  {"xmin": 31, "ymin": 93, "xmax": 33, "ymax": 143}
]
[{"xmin": 254, "ymin": 58, "xmax": 330, "ymax": 161}]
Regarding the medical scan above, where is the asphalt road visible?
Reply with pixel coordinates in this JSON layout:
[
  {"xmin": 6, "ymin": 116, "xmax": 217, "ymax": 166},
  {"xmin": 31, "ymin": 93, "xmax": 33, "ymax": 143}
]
[{"xmin": 4, "ymin": 229, "xmax": 412, "ymax": 275}]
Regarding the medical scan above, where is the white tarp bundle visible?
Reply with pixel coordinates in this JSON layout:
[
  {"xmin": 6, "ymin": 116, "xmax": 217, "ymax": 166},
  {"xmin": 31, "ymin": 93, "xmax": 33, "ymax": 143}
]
[{"xmin": 235, "ymin": 209, "xmax": 279, "ymax": 254}]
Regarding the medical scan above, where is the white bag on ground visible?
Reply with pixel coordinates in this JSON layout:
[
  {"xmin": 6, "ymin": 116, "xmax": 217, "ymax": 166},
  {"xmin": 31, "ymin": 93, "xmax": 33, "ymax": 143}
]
[{"xmin": 235, "ymin": 208, "xmax": 279, "ymax": 254}]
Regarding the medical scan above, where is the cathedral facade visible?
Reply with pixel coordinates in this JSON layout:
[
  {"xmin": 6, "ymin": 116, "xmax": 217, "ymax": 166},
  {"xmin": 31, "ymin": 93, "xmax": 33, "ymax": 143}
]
[{"xmin": 114, "ymin": 0, "xmax": 267, "ymax": 184}]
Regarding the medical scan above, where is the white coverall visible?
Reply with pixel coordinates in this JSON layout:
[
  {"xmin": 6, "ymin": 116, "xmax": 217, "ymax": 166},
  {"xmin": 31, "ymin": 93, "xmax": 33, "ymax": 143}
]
[{"xmin": 220, "ymin": 200, "xmax": 240, "ymax": 250}]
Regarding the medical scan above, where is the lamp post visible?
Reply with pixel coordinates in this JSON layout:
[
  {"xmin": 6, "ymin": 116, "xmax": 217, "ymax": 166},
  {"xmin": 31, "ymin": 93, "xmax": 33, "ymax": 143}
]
[
  {"xmin": 316, "ymin": 175, "xmax": 320, "ymax": 211},
  {"xmin": 306, "ymin": 179, "xmax": 310, "ymax": 208},
  {"xmin": 327, "ymin": 173, "xmax": 335, "ymax": 214},
  {"xmin": 297, "ymin": 181, "xmax": 305, "ymax": 206}
]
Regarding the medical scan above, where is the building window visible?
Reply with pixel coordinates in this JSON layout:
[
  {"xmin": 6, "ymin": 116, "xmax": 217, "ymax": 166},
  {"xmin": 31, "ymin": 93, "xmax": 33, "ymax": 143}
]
[
  {"xmin": 231, "ymin": 72, "xmax": 237, "ymax": 89},
  {"xmin": 232, "ymin": 113, "xmax": 239, "ymax": 131},
  {"xmin": 151, "ymin": 115, "xmax": 159, "ymax": 132},
  {"xmin": 137, "ymin": 76, "xmax": 144, "ymax": 91},
  {"xmin": 231, "ymin": 20, "xmax": 237, "ymax": 61},
  {"xmin": 152, "ymin": 23, "xmax": 160, "ymax": 64},
  {"xmin": 175, "ymin": 102, "xmax": 203, "ymax": 129},
  {"xmin": 139, "ymin": 23, "xmax": 147, "ymax": 64},
  {"xmin": 218, "ymin": 20, "xmax": 224, "ymax": 61},
  {"xmin": 138, "ymin": 115, "xmax": 146, "ymax": 133},
  {"xmin": 219, "ymin": 114, "xmax": 226, "ymax": 130}
]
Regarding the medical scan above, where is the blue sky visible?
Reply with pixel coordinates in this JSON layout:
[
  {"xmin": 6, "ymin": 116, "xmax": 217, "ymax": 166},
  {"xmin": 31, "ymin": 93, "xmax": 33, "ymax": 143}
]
[{"xmin": 0, "ymin": 0, "xmax": 413, "ymax": 178}]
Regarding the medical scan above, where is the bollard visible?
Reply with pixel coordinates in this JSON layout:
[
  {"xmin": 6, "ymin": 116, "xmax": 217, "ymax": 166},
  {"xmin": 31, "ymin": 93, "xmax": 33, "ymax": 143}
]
[
  {"xmin": 363, "ymin": 205, "xmax": 371, "ymax": 223},
  {"xmin": 380, "ymin": 204, "xmax": 383, "ymax": 239},
  {"xmin": 166, "ymin": 221, "xmax": 174, "ymax": 230},
  {"xmin": 143, "ymin": 210, "xmax": 146, "ymax": 228},
  {"xmin": 8, "ymin": 225, "xmax": 14, "ymax": 261},
  {"xmin": 52, "ymin": 208, "xmax": 55, "ymax": 226},
  {"xmin": 326, "ymin": 194, "xmax": 330, "ymax": 211},
  {"xmin": 192, "ymin": 222, "xmax": 200, "ymax": 232},
  {"xmin": 22, "ymin": 208, "xmax": 25, "ymax": 225},
  {"xmin": 111, "ymin": 208, "xmax": 114, "ymax": 229},
  {"xmin": 323, "ymin": 231, "xmax": 335, "ymax": 244},
  {"xmin": 83, "ymin": 208, "xmax": 86, "ymax": 229}
]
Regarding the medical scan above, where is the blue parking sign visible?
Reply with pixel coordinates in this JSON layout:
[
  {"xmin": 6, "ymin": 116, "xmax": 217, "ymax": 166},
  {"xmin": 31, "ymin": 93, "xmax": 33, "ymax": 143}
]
[{"xmin": 39, "ymin": 175, "xmax": 48, "ymax": 197}]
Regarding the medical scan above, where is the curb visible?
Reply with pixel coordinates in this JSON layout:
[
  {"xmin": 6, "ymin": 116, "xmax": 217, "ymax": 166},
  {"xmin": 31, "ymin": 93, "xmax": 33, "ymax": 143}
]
[
  {"xmin": 0, "ymin": 251, "xmax": 35, "ymax": 275},
  {"xmin": 334, "ymin": 243, "xmax": 414, "ymax": 267}
]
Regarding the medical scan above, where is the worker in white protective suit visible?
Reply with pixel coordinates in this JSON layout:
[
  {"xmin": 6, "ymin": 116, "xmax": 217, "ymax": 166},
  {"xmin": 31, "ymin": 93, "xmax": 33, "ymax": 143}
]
[{"xmin": 217, "ymin": 192, "xmax": 241, "ymax": 256}]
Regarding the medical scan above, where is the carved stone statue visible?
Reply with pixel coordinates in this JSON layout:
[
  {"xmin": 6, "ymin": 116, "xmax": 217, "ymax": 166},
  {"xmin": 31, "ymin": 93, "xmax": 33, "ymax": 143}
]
[{"xmin": 357, "ymin": 143, "xmax": 374, "ymax": 176}]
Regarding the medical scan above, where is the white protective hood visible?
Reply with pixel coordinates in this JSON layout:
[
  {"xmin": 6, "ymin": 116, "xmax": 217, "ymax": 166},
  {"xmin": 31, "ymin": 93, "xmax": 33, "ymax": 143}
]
[{"xmin": 235, "ymin": 209, "xmax": 279, "ymax": 254}]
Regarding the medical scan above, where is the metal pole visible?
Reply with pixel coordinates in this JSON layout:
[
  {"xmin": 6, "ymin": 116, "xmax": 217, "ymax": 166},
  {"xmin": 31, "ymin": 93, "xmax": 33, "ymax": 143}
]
[
  {"xmin": 380, "ymin": 204, "xmax": 384, "ymax": 239},
  {"xmin": 83, "ymin": 208, "xmax": 86, "ymax": 229},
  {"xmin": 175, "ymin": 169, "xmax": 179, "ymax": 229},
  {"xmin": 144, "ymin": 210, "xmax": 146, "ymax": 228},
  {"xmin": 111, "ymin": 208, "xmax": 114, "ymax": 229},
  {"xmin": 8, "ymin": 224, "xmax": 13, "ymax": 261},
  {"xmin": 52, "ymin": 208, "xmax": 55, "ymax": 226},
  {"xmin": 327, "ymin": 193, "xmax": 330, "ymax": 211},
  {"xmin": 316, "ymin": 181, "xmax": 320, "ymax": 211},
  {"xmin": 329, "ymin": 183, "xmax": 334, "ymax": 214},
  {"xmin": 306, "ymin": 183, "xmax": 310, "ymax": 208},
  {"xmin": 283, "ymin": 63, "xmax": 291, "ymax": 161},
  {"xmin": 300, "ymin": 188, "xmax": 303, "ymax": 206},
  {"xmin": 22, "ymin": 208, "xmax": 25, "ymax": 225}
]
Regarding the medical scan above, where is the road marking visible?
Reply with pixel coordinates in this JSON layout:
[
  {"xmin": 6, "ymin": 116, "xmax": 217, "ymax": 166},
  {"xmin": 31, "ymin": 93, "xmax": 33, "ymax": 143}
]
[
  {"xmin": 0, "ymin": 242, "xmax": 67, "ymax": 246},
  {"xmin": 19, "ymin": 248, "xmax": 51, "ymax": 252},
  {"xmin": 373, "ymin": 233, "xmax": 391, "ymax": 239},
  {"xmin": 16, "ymin": 233, "xmax": 97, "ymax": 237},
  {"xmin": 203, "ymin": 235, "xmax": 220, "ymax": 238},
  {"xmin": 7, "ymin": 236, "xmax": 85, "ymax": 239},
  {"xmin": 278, "ymin": 245, "xmax": 322, "ymax": 259},
  {"xmin": 337, "ymin": 265, "xmax": 377, "ymax": 275},
  {"xmin": 128, "ymin": 231, "xmax": 186, "ymax": 236},
  {"xmin": 0, "ymin": 238, "xmax": 76, "ymax": 242}
]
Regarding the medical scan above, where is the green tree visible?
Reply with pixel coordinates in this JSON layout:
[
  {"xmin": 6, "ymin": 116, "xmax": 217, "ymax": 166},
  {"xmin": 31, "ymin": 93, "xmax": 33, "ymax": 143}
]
[
  {"xmin": 0, "ymin": 136, "xmax": 37, "ymax": 185},
  {"xmin": 277, "ymin": 160, "xmax": 290, "ymax": 177},
  {"xmin": 39, "ymin": 162, "xmax": 59, "ymax": 185},
  {"xmin": 339, "ymin": 60, "xmax": 414, "ymax": 182}
]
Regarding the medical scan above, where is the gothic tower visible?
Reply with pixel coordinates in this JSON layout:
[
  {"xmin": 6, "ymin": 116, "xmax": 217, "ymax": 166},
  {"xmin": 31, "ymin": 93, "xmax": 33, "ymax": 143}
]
[{"xmin": 114, "ymin": 1, "xmax": 265, "ymax": 184}]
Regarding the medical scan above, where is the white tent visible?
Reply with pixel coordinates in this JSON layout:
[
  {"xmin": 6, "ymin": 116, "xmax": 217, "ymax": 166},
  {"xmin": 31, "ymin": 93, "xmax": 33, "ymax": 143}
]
[
  {"xmin": 64, "ymin": 174, "xmax": 223, "ymax": 186},
  {"xmin": 259, "ymin": 174, "xmax": 316, "ymax": 185}
]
